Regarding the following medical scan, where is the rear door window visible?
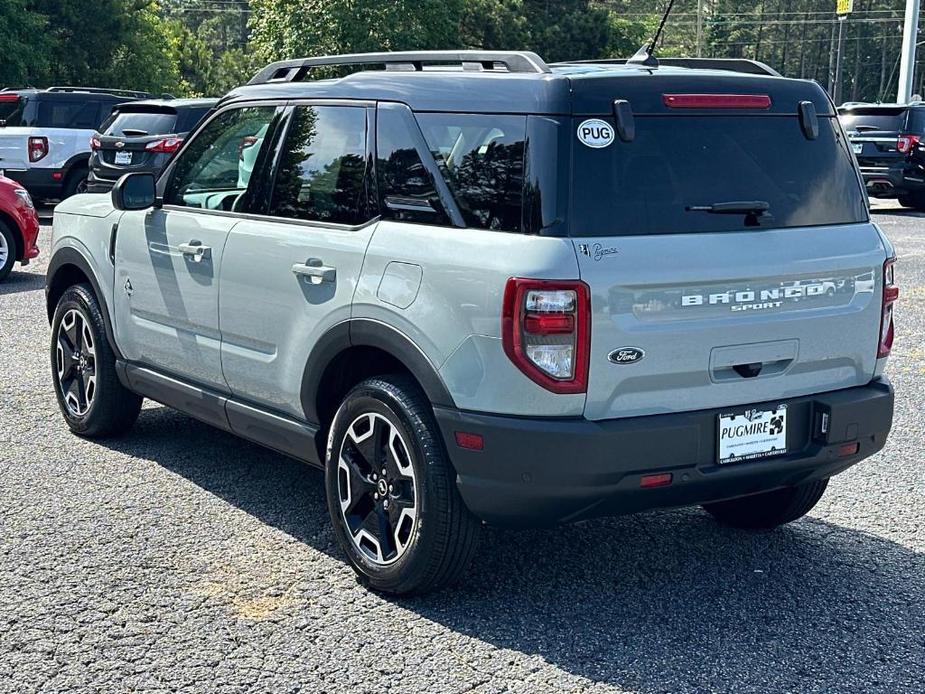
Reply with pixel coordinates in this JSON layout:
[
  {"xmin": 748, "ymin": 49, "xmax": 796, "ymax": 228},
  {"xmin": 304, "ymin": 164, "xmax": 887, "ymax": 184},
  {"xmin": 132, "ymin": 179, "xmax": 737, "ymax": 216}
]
[
  {"xmin": 37, "ymin": 99, "xmax": 100, "ymax": 129},
  {"xmin": 268, "ymin": 105, "xmax": 370, "ymax": 225},
  {"xmin": 417, "ymin": 113, "xmax": 526, "ymax": 232},
  {"xmin": 571, "ymin": 115, "xmax": 868, "ymax": 236}
]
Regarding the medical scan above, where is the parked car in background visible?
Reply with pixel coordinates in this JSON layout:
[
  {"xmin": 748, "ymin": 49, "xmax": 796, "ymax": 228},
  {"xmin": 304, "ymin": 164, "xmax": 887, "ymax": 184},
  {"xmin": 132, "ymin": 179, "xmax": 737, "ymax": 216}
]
[
  {"xmin": 0, "ymin": 87, "xmax": 150, "ymax": 201},
  {"xmin": 87, "ymin": 98, "xmax": 217, "ymax": 193},
  {"xmin": 0, "ymin": 174, "xmax": 39, "ymax": 281},
  {"xmin": 839, "ymin": 101, "xmax": 925, "ymax": 209}
]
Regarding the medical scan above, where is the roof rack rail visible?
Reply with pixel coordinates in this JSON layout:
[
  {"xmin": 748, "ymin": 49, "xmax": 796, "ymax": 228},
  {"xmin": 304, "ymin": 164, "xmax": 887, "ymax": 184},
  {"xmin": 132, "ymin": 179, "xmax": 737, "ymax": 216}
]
[
  {"xmin": 560, "ymin": 57, "xmax": 781, "ymax": 77},
  {"xmin": 45, "ymin": 86, "xmax": 152, "ymax": 98},
  {"xmin": 248, "ymin": 50, "xmax": 551, "ymax": 85}
]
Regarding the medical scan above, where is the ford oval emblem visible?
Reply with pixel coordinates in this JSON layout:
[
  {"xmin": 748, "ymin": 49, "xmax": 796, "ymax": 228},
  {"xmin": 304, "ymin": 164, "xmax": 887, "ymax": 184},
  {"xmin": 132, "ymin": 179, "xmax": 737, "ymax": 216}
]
[{"xmin": 608, "ymin": 347, "xmax": 645, "ymax": 364}]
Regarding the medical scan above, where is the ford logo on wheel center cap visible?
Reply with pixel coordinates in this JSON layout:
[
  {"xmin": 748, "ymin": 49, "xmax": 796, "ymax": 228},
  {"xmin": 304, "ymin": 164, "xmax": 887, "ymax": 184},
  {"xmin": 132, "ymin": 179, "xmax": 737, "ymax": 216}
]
[{"xmin": 608, "ymin": 347, "xmax": 645, "ymax": 364}]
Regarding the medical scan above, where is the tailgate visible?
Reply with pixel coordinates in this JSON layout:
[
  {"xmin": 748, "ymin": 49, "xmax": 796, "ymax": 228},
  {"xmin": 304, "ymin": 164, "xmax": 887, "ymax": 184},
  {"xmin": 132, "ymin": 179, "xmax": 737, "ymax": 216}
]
[{"xmin": 576, "ymin": 225, "xmax": 886, "ymax": 420}]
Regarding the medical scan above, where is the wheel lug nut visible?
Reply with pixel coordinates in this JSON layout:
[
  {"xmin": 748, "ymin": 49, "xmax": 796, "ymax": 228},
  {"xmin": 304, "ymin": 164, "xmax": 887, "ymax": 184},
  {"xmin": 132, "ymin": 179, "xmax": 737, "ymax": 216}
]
[
  {"xmin": 374, "ymin": 493, "xmax": 379, "ymax": 500},
  {"xmin": 383, "ymin": 500, "xmax": 389, "ymax": 509},
  {"xmin": 372, "ymin": 473, "xmax": 377, "ymax": 481},
  {"xmin": 381, "ymin": 468, "xmax": 386, "ymax": 476},
  {"xmin": 388, "ymin": 484, "xmax": 394, "ymax": 492}
]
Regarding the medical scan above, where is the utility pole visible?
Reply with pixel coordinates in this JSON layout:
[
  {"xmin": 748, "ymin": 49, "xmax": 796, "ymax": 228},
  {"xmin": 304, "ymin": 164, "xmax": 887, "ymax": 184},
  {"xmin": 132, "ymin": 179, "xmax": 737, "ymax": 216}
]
[
  {"xmin": 834, "ymin": 16, "xmax": 847, "ymax": 105},
  {"xmin": 898, "ymin": 0, "xmax": 921, "ymax": 103},
  {"xmin": 697, "ymin": 0, "xmax": 703, "ymax": 58}
]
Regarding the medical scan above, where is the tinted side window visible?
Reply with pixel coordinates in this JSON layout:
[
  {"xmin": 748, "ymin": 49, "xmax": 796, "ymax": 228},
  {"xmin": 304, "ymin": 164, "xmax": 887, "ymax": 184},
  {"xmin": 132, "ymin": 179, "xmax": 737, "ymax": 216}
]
[
  {"xmin": 164, "ymin": 106, "xmax": 276, "ymax": 211},
  {"xmin": 37, "ymin": 99, "xmax": 100, "ymax": 128},
  {"xmin": 376, "ymin": 107, "xmax": 449, "ymax": 225},
  {"xmin": 417, "ymin": 113, "xmax": 526, "ymax": 232},
  {"xmin": 177, "ymin": 107, "xmax": 213, "ymax": 133},
  {"xmin": 268, "ymin": 105, "xmax": 369, "ymax": 225}
]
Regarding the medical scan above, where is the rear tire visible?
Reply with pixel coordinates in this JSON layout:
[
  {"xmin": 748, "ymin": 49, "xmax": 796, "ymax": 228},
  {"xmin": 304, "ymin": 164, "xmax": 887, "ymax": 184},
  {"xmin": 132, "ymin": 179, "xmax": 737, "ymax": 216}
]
[
  {"xmin": 898, "ymin": 192, "xmax": 925, "ymax": 210},
  {"xmin": 61, "ymin": 167, "xmax": 88, "ymax": 199},
  {"xmin": 50, "ymin": 284, "xmax": 142, "ymax": 437},
  {"xmin": 325, "ymin": 374, "xmax": 481, "ymax": 595},
  {"xmin": 0, "ymin": 221, "xmax": 16, "ymax": 281},
  {"xmin": 702, "ymin": 479, "xmax": 829, "ymax": 529}
]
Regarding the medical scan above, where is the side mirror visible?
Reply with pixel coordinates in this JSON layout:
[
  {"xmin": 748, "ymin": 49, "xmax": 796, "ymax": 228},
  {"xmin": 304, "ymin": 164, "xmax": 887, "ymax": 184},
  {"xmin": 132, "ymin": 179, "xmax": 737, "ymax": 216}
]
[{"xmin": 111, "ymin": 172, "xmax": 156, "ymax": 211}]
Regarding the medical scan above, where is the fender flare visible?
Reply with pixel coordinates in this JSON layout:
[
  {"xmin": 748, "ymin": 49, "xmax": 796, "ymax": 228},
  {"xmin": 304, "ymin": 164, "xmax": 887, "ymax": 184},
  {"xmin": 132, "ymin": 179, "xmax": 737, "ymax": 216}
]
[
  {"xmin": 300, "ymin": 318, "xmax": 456, "ymax": 425},
  {"xmin": 45, "ymin": 247, "xmax": 122, "ymax": 359},
  {"xmin": 61, "ymin": 152, "xmax": 91, "ymax": 181}
]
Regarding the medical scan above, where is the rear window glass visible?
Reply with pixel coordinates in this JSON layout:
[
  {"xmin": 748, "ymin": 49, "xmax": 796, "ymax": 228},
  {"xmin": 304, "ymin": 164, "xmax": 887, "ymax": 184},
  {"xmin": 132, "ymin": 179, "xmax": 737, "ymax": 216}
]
[
  {"xmin": 103, "ymin": 111, "xmax": 177, "ymax": 137},
  {"xmin": 0, "ymin": 97, "xmax": 24, "ymax": 126},
  {"xmin": 418, "ymin": 113, "xmax": 526, "ymax": 232},
  {"xmin": 571, "ymin": 116, "xmax": 867, "ymax": 237},
  {"xmin": 839, "ymin": 108, "xmax": 907, "ymax": 133}
]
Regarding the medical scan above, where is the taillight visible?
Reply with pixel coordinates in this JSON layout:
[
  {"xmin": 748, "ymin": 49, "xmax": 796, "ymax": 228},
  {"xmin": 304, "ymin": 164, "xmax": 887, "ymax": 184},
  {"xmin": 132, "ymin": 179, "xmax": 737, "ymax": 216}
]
[
  {"xmin": 90, "ymin": 136, "xmax": 101, "ymax": 151},
  {"xmin": 502, "ymin": 278, "xmax": 590, "ymax": 394},
  {"xmin": 145, "ymin": 137, "xmax": 183, "ymax": 154},
  {"xmin": 878, "ymin": 257, "xmax": 899, "ymax": 358},
  {"xmin": 662, "ymin": 93, "xmax": 772, "ymax": 109},
  {"xmin": 28, "ymin": 136, "xmax": 48, "ymax": 162},
  {"xmin": 897, "ymin": 134, "xmax": 921, "ymax": 153}
]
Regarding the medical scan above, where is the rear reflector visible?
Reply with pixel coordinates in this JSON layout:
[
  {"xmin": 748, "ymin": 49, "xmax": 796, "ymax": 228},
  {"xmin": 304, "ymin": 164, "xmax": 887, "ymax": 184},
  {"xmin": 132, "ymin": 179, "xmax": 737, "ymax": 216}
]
[
  {"xmin": 454, "ymin": 432, "xmax": 484, "ymax": 451},
  {"xmin": 838, "ymin": 442, "xmax": 860, "ymax": 457},
  {"xmin": 640, "ymin": 473, "xmax": 673, "ymax": 489},
  {"xmin": 663, "ymin": 93, "xmax": 772, "ymax": 109}
]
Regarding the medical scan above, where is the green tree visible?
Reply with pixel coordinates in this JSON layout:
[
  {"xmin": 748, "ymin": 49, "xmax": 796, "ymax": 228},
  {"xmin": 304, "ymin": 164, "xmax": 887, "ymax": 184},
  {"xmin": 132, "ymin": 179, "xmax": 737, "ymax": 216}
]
[{"xmin": 0, "ymin": 0, "xmax": 50, "ymax": 87}]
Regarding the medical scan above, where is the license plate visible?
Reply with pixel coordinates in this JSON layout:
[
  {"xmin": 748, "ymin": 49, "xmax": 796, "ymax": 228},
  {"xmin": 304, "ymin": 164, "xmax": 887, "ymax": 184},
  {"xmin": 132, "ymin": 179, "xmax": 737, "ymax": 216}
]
[
  {"xmin": 852, "ymin": 143, "xmax": 863, "ymax": 154},
  {"xmin": 717, "ymin": 405, "xmax": 787, "ymax": 464},
  {"xmin": 114, "ymin": 151, "xmax": 132, "ymax": 165}
]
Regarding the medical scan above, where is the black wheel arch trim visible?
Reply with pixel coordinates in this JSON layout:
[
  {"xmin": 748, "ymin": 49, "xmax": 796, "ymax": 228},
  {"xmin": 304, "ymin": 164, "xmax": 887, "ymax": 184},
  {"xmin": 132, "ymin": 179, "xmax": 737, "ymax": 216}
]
[
  {"xmin": 61, "ymin": 152, "xmax": 91, "ymax": 178},
  {"xmin": 300, "ymin": 318, "xmax": 456, "ymax": 425},
  {"xmin": 46, "ymin": 247, "xmax": 123, "ymax": 360}
]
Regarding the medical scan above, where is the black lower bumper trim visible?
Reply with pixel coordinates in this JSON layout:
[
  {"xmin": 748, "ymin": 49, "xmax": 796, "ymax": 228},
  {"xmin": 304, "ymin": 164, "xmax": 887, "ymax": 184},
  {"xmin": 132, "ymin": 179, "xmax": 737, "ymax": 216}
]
[{"xmin": 435, "ymin": 379, "xmax": 894, "ymax": 527}]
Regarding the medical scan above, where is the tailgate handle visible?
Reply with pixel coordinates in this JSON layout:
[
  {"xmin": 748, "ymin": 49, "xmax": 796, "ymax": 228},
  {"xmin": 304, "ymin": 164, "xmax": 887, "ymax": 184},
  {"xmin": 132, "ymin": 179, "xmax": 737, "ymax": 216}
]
[{"xmin": 733, "ymin": 362, "xmax": 763, "ymax": 379}]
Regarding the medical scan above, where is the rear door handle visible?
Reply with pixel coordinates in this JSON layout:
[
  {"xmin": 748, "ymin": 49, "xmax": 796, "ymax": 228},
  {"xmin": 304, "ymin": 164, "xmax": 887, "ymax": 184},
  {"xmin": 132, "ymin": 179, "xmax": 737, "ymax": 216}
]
[
  {"xmin": 178, "ymin": 241, "xmax": 211, "ymax": 263},
  {"xmin": 292, "ymin": 258, "xmax": 336, "ymax": 284}
]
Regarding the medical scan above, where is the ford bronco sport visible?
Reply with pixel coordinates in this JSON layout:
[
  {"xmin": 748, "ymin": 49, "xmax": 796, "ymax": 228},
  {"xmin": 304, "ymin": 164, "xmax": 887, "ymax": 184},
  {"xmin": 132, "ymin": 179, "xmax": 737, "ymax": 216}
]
[{"xmin": 45, "ymin": 51, "xmax": 896, "ymax": 595}]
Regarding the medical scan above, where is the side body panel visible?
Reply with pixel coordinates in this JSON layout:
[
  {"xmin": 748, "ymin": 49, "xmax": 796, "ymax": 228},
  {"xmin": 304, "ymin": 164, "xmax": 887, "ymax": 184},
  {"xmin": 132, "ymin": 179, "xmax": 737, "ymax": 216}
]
[{"xmin": 355, "ymin": 221, "xmax": 584, "ymax": 417}]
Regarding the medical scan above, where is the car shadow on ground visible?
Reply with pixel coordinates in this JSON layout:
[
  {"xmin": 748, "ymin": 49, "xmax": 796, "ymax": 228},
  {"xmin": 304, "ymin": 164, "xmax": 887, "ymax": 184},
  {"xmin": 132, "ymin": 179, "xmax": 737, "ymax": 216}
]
[
  {"xmin": 99, "ymin": 405, "xmax": 925, "ymax": 691},
  {"xmin": 870, "ymin": 206, "xmax": 925, "ymax": 219},
  {"xmin": 0, "ymin": 270, "xmax": 45, "ymax": 296}
]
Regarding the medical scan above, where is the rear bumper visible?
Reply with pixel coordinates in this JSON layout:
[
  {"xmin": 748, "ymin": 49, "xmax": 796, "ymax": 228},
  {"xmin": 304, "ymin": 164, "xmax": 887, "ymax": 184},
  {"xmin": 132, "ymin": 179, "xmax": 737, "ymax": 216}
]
[
  {"xmin": 86, "ymin": 168, "xmax": 117, "ymax": 193},
  {"xmin": 860, "ymin": 165, "xmax": 925, "ymax": 197},
  {"xmin": 436, "ymin": 378, "xmax": 894, "ymax": 527},
  {"xmin": 2, "ymin": 168, "xmax": 65, "ymax": 199}
]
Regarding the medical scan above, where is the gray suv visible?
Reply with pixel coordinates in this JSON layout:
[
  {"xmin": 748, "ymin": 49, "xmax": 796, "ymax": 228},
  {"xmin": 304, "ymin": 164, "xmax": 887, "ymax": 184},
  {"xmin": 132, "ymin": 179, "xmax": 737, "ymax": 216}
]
[{"xmin": 45, "ymin": 51, "xmax": 896, "ymax": 595}]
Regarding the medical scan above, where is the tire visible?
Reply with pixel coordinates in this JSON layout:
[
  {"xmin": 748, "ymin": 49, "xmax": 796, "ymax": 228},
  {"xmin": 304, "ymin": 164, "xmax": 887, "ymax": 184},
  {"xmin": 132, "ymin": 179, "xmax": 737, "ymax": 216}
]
[
  {"xmin": 898, "ymin": 192, "xmax": 925, "ymax": 210},
  {"xmin": 50, "ymin": 283, "xmax": 142, "ymax": 437},
  {"xmin": 61, "ymin": 167, "xmax": 88, "ymax": 199},
  {"xmin": 897, "ymin": 194, "xmax": 915, "ymax": 208},
  {"xmin": 702, "ymin": 479, "xmax": 829, "ymax": 529},
  {"xmin": 325, "ymin": 374, "xmax": 481, "ymax": 595},
  {"xmin": 0, "ymin": 220, "xmax": 16, "ymax": 282}
]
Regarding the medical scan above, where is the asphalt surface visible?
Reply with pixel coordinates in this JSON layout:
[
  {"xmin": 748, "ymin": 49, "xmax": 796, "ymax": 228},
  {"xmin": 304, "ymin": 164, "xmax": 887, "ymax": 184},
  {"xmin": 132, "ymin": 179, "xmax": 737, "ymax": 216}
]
[{"xmin": 0, "ymin": 202, "xmax": 923, "ymax": 693}]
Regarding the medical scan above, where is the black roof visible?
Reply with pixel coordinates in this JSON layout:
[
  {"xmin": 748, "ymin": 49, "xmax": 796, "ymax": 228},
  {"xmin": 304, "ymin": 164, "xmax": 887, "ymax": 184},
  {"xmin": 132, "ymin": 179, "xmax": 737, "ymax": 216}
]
[{"xmin": 221, "ymin": 51, "xmax": 834, "ymax": 117}]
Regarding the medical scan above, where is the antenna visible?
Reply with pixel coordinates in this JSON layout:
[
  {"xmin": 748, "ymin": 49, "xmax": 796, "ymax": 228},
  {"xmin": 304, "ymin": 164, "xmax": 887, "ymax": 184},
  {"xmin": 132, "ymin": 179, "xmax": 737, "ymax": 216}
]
[{"xmin": 627, "ymin": 0, "xmax": 678, "ymax": 67}]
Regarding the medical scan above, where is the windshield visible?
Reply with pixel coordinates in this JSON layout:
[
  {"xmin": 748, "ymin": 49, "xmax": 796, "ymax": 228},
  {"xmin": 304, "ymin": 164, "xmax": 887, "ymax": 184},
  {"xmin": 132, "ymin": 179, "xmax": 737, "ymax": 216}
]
[
  {"xmin": 571, "ymin": 115, "xmax": 867, "ymax": 236},
  {"xmin": 102, "ymin": 111, "xmax": 177, "ymax": 137}
]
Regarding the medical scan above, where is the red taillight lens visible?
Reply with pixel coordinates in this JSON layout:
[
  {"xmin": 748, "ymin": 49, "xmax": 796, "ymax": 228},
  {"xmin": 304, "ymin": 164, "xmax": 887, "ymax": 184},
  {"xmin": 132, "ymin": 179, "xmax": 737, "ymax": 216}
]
[
  {"xmin": 28, "ymin": 136, "xmax": 48, "ymax": 162},
  {"xmin": 90, "ymin": 136, "xmax": 101, "ymax": 151},
  {"xmin": 0, "ymin": 94, "xmax": 20, "ymax": 102},
  {"xmin": 145, "ymin": 136, "xmax": 183, "ymax": 154},
  {"xmin": 502, "ymin": 278, "xmax": 590, "ymax": 394},
  {"xmin": 663, "ymin": 93, "xmax": 772, "ymax": 109},
  {"xmin": 897, "ymin": 134, "xmax": 921, "ymax": 153},
  {"xmin": 878, "ymin": 257, "xmax": 898, "ymax": 358}
]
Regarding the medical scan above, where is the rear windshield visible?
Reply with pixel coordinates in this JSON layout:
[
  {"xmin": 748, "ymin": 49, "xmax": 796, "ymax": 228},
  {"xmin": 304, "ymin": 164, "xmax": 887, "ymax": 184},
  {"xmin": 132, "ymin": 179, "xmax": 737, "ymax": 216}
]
[
  {"xmin": 571, "ymin": 115, "xmax": 867, "ymax": 237},
  {"xmin": 839, "ymin": 107, "xmax": 907, "ymax": 133},
  {"xmin": 0, "ymin": 97, "xmax": 24, "ymax": 126},
  {"xmin": 102, "ymin": 110, "xmax": 177, "ymax": 137}
]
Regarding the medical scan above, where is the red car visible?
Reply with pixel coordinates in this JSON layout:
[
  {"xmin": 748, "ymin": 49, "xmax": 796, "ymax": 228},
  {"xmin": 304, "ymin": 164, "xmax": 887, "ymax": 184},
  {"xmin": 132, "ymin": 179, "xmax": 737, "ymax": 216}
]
[{"xmin": 0, "ymin": 174, "xmax": 40, "ymax": 281}]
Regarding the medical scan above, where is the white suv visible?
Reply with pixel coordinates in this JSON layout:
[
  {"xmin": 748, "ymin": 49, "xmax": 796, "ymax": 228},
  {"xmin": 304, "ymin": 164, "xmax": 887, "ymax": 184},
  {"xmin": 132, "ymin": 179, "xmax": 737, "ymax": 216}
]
[{"xmin": 0, "ymin": 87, "xmax": 148, "ymax": 200}]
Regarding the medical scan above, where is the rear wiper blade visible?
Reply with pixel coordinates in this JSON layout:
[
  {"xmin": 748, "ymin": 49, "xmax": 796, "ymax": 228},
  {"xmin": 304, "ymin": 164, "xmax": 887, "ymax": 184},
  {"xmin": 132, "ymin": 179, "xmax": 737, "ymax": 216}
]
[{"xmin": 686, "ymin": 200, "xmax": 770, "ymax": 215}]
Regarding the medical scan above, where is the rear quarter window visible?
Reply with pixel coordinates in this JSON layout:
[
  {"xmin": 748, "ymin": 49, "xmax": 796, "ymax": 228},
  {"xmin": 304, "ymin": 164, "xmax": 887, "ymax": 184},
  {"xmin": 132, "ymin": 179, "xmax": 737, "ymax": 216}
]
[{"xmin": 571, "ymin": 115, "xmax": 868, "ymax": 236}]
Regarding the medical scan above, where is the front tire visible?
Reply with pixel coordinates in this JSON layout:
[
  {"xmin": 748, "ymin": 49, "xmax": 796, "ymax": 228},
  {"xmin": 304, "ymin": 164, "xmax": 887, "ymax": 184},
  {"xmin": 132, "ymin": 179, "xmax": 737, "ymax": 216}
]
[
  {"xmin": 325, "ymin": 375, "xmax": 481, "ymax": 595},
  {"xmin": 50, "ymin": 284, "xmax": 142, "ymax": 437},
  {"xmin": 0, "ymin": 220, "xmax": 16, "ymax": 281},
  {"xmin": 702, "ymin": 479, "xmax": 829, "ymax": 529}
]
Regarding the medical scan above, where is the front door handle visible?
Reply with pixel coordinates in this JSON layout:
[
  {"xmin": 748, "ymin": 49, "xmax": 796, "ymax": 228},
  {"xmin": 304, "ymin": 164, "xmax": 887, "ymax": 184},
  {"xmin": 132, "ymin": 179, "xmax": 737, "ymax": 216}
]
[
  {"xmin": 178, "ymin": 241, "xmax": 211, "ymax": 263},
  {"xmin": 292, "ymin": 258, "xmax": 336, "ymax": 284}
]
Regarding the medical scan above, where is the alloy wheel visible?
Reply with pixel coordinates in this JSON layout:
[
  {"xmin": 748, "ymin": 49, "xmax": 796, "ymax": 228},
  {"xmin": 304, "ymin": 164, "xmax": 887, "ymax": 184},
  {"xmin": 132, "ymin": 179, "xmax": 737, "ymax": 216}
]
[
  {"xmin": 337, "ymin": 412, "xmax": 418, "ymax": 565},
  {"xmin": 55, "ymin": 309, "xmax": 97, "ymax": 417},
  {"xmin": 0, "ymin": 231, "xmax": 8, "ymax": 267}
]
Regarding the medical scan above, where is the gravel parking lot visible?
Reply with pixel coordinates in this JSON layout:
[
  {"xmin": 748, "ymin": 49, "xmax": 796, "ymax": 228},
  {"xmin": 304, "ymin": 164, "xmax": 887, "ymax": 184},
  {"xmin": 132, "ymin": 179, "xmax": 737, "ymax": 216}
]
[{"xmin": 1, "ymin": 203, "xmax": 923, "ymax": 693}]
